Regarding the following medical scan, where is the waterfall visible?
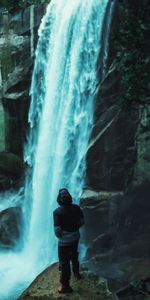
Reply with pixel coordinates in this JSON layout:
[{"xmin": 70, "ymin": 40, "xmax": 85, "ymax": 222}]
[{"xmin": 0, "ymin": 0, "xmax": 114, "ymax": 299}]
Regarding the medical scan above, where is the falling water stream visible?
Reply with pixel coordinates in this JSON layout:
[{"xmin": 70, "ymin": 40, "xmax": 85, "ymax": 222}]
[{"xmin": 0, "ymin": 0, "xmax": 114, "ymax": 299}]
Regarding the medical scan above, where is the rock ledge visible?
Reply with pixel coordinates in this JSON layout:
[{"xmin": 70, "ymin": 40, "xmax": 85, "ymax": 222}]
[{"xmin": 19, "ymin": 263, "xmax": 116, "ymax": 300}]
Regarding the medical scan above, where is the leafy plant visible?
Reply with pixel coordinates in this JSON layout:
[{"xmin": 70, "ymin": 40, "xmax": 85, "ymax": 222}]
[
  {"xmin": 0, "ymin": 0, "xmax": 49, "ymax": 11},
  {"xmin": 113, "ymin": 0, "xmax": 150, "ymax": 109}
]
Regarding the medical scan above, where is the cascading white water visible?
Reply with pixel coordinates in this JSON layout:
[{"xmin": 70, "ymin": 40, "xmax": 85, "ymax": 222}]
[{"xmin": 0, "ymin": 1, "xmax": 114, "ymax": 299}]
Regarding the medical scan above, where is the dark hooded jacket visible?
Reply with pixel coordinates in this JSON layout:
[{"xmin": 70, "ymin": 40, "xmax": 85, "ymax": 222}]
[{"xmin": 53, "ymin": 203, "xmax": 84, "ymax": 246}]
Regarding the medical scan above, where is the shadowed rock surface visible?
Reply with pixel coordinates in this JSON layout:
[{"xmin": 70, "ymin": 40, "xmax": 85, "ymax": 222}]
[
  {"xmin": 0, "ymin": 206, "xmax": 22, "ymax": 248},
  {"xmin": 81, "ymin": 184, "xmax": 150, "ymax": 290},
  {"xmin": 86, "ymin": 60, "xmax": 139, "ymax": 191},
  {"xmin": 0, "ymin": 4, "xmax": 47, "ymax": 190},
  {"xmin": 0, "ymin": 4, "xmax": 47, "ymax": 157},
  {"xmin": 0, "ymin": 152, "xmax": 24, "ymax": 190}
]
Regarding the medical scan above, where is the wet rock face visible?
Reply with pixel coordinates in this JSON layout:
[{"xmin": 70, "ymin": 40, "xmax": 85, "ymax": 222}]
[
  {"xmin": 0, "ymin": 206, "xmax": 22, "ymax": 248},
  {"xmin": 81, "ymin": 184, "xmax": 150, "ymax": 290},
  {"xmin": 84, "ymin": 60, "xmax": 150, "ymax": 288},
  {"xmin": 86, "ymin": 63, "xmax": 139, "ymax": 191},
  {"xmin": 83, "ymin": 8, "xmax": 150, "ymax": 289},
  {"xmin": 0, "ymin": 152, "xmax": 25, "ymax": 190},
  {"xmin": 0, "ymin": 4, "xmax": 47, "ymax": 156},
  {"xmin": 133, "ymin": 105, "xmax": 150, "ymax": 186}
]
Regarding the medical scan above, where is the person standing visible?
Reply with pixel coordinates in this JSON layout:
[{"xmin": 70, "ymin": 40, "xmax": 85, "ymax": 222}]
[{"xmin": 53, "ymin": 188, "xmax": 84, "ymax": 293}]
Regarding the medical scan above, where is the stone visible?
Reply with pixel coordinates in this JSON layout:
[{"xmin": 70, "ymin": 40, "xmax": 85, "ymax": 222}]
[
  {"xmin": 0, "ymin": 152, "xmax": 24, "ymax": 190},
  {"xmin": 86, "ymin": 61, "xmax": 139, "ymax": 191},
  {"xmin": 81, "ymin": 183, "xmax": 150, "ymax": 290},
  {"xmin": 0, "ymin": 206, "xmax": 22, "ymax": 248},
  {"xmin": 133, "ymin": 104, "xmax": 150, "ymax": 186},
  {"xmin": 116, "ymin": 277, "xmax": 150, "ymax": 299},
  {"xmin": 0, "ymin": 4, "xmax": 47, "ymax": 156}
]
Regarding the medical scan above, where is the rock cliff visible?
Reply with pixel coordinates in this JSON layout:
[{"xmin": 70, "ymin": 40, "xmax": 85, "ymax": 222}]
[
  {"xmin": 0, "ymin": 4, "xmax": 47, "ymax": 189},
  {"xmin": 0, "ymin": 3, "xmax": 48, "ymax": 248},
  {"xmin": 82, "ymin": 3, "xmax": 150, "ymax": 289}
]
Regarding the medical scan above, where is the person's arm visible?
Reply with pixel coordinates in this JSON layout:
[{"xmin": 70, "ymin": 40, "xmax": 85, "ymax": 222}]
[{"xmin": 53, "ymin": 210, "xmax": 63, "ymax": 238}]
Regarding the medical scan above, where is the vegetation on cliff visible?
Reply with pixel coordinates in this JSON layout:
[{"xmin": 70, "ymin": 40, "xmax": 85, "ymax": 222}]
[
  {"xmin": 114, "ymin": 0, "xmax": 150, "ymax": 109},
  {"xmin": 0, "ymin": 0, "xmax": 49, "ymax": 11}
]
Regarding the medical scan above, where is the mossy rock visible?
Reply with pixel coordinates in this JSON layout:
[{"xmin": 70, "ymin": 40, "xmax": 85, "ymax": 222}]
[
  {"xmin": 0, "ymin": 152, "xmax": 24, "ymax": 177},
  {"xmin": 0, "ymin": 174, "xmax": 11, "ymax": 190},
  {"xmin": 0, "ymin": 152, "xmax": 25, "ymax": 189},
  {"xmin": 0, "ymin": 206, "xmax": 22, "ymax": 248}
]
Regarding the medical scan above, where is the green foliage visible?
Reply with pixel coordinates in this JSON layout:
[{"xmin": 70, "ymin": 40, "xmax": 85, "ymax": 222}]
[
  {"xmin": 113, "ymin": 0, "xmax": 150, "ymax": 109},
  {"xmin": 0, "ymin": 0, "xmax": 12, "ymax": 9},
  {"xmin": 0, "ymin": 0, "xmax": 49, "ymax": 11}
]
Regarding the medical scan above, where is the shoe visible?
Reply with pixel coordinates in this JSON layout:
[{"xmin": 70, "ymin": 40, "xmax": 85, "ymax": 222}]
[
  {"xmin": 74, "ymin": 272, "xmax": 82, "ymax": 280},
  {"xmin": 58, "ymin": 284, "xmax": 73, "ymax": 293}
]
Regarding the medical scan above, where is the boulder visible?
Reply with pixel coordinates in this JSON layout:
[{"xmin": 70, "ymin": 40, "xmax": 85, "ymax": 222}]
[
  {"xmin": 0, "ymin": 206, "xmax": 22, "ymax": 248},
  {"xmin": 0, "ymin": 152, "xmax": 25, "ymax": 190},
  {"xmin": 81, "ymin": 183, "xmax": 150, "ymax": 290}
]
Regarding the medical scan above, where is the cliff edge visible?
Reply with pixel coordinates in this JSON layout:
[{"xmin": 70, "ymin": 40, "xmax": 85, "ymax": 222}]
[{"xmin": 18, "ymin": 263, "xmax": 116, "ymax": 300}]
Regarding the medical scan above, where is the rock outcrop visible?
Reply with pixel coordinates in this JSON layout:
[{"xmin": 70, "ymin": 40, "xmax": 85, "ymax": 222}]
[
  {"xmin": 86, "ymin": 44, "xmax": 139, "ymax": 191},
  {"xmin": 81, "ymin": 184, "xmax": 150, "ymax": 290},
  {"xmin": 83, "ymin": 4, "xmax": 150, "ymax": 289},
  {"xmin": 0, "ymin": 206, "xmax": 22, "ymax": 248},
  {"xmin": 0, "ymin": 4, "xmax": 47, "ymax": 155},
  {"xmin": 0, "ymin": 4, "xmax": 47, "ymax": 190},
  {"xmin": 133, "ymin": 105, "xmax": 150, "ymax": 186},
  {"xmin": 0, "ymin": 152, "xmax": 24, "ymax": 190},
  {"xmin": 18, "ymin": 263, "xmax": 116, "ymax": 300}
]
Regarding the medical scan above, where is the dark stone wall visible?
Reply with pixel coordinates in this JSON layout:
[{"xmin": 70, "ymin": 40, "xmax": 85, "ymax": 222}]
[
  {"xmin": 0, "ymin": 4, "xmax": 47, "ymax": 190},
  {"xmin": 81, "ymin": 183, "xmax": 150, "ymax": 290},
  {"xmin": 82, "ymin": 1, "xmax": 150, "ymax": 290},
  {"xmin": 0, "ymin": 4, "xmax": 47, "ymax": 156},
  {"xmin": 86, "ymin": 69, "xmax": 139, "ymax": 191},
  {"xmin": 86, "ymin": 2, "xmax": 139, "ymax": 192}
]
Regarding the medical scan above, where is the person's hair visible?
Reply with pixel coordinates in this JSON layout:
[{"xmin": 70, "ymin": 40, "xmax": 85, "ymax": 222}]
[{"xmin": 57, "ymin": 188, "xmax": 72, "ymax": 206}]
